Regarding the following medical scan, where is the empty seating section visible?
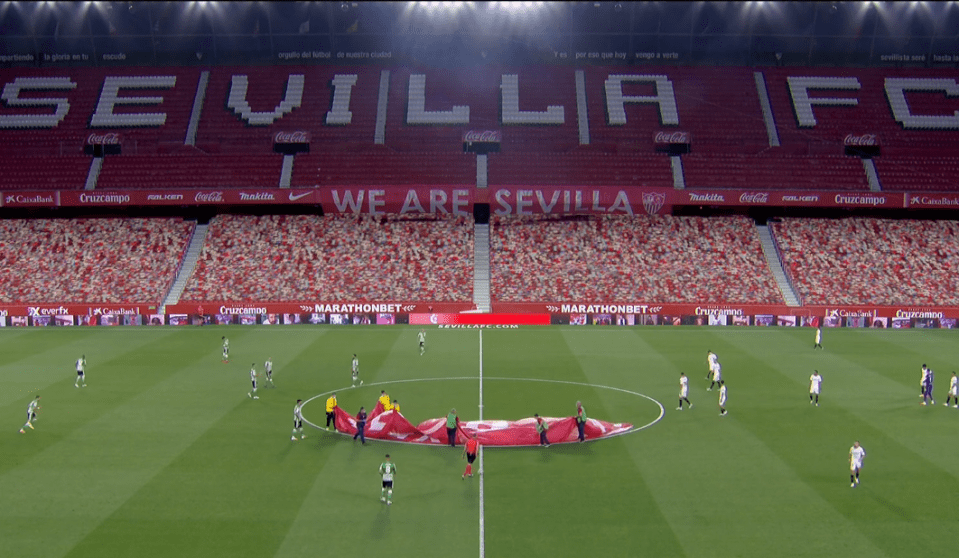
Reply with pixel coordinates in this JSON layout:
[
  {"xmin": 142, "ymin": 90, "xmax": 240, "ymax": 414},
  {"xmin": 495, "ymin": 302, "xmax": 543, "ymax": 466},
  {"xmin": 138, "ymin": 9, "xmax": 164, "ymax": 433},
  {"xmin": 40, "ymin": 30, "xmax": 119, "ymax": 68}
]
[
  {"xmin": 771, "ymin": 218, "xmax": 959, "ymax": 305},
  {"xmin": 4, "ymin": 66, "xmax": 959, "ymax": 191},
  {"xmin": 0, "ymin": 68, "xmax": 197, "ymax": 153},
  {"xmin": 0, "ymin": 218, "xmax": 193, "ymax": 304},
  {"xmin": 490, "ymin": 215, "xmax": 782, "ymax": 304},
  {"xmin": 683, "ymin": 154, "xmax": 868, "ymax": 190},
  {"xmin": 873, "ymin": 157, "xmax": 959, "ymax": 192},
  {"xmin": 0, "ymin": 155, "xmax": 90, "ymax": 190},
  {"xmin": 763, "ymin": 68, "xmax": 959, "ymax": 154},
  {"xmin": 291, "ymin": 150, "xmax": 474, "ymax": 186},
  {"xmin": 97, "ymin": 153, "xmax": 284, "ymax": 189},
  {"xmin": 585, "ymin": 67, "xmax": 769, "ymax": 155},
  {"xmin": 194, "ymin": 67, "xmax": 379, "ymax": 152},
  {"xmin": 179, "ymin": 214, "xmax": 473, "ymax": 302},
  {"xmin": 487, "ymin": 151, "xmax": 673, "ymax": 187}
]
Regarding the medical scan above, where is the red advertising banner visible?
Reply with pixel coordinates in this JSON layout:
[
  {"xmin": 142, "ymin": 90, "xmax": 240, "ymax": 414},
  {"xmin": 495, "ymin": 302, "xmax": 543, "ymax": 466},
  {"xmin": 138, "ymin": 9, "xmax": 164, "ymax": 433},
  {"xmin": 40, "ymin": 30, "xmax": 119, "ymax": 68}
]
[
  {"xmin": 0, "ymin": 187, "xmax": 939, "ymax": 212},
  {"xmin": 165, "ymin": 301, "xmax": 475, "ymax": 315},
  {"xmin": 408, "ymin": 313, "xmax": 550, "ymax": 325},
  {"xmin": 53, "ymin": 189, "xmax": 319, "ymax": 207},
  {"xmin": 0, "ymin": 304, "xmax": 155, "ymax": 317},
  {"xmin": 491, "ymin": 301, "xmax": 959, "ymax": 319}
]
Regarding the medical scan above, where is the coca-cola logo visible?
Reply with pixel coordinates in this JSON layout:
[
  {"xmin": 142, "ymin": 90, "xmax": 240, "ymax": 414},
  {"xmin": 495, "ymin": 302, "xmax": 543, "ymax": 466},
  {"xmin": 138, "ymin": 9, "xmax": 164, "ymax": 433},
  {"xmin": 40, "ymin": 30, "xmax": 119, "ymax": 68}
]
[
  {"xmin": 462, "ymin": 130, "xmax": 502, "ymax": 143},
  {"xmin": 739, "ymin": 192, "xmax": 769, "ymax": 204},
  {"xmin": 653, "ymin": 131, "xmax": 690, "ymax": 144},
  {"xmin": 195, "ymin": 191, "xmax": 224, "ymax": 203},
  {"xmin": 86, "ymin": 132, "xmax": 121, "ymax": 145},
  {"xmin": 843, "ymin": 133, "xmax": 879, "ymax": 146},
  {"xmin": 273, "ymin": 131, "xmax": 310, "ymax": 144}
]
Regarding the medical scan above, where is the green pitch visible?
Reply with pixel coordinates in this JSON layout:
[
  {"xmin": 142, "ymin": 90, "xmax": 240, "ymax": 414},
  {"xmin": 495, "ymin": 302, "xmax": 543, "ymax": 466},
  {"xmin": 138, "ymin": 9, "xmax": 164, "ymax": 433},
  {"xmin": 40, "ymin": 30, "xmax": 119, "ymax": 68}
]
[{"xmin": 2, "ymin": 325, "xmax": 958, "ymax": 557}]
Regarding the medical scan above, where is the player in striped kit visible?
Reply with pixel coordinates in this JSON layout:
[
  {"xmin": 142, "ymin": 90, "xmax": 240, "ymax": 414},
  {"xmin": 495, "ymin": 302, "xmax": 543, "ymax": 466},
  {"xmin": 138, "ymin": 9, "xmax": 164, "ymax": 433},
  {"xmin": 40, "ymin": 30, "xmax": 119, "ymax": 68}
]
[
  {"xmin": 247, "ymin": 364, "xmax": 259, "ymax": 400},
  {"xmin": 19, "ymin": 395, "xmax": 40, "ymax": 434},
  {"xmin": 379, "ymin": 454, "xmax": 396, "ymax": 505},
  {"xmin": 291, "ymin": 399, "xmax": 306, "ymax": 441},
  {"xmin": 264, "ymin": 358, "xmax": 275, "ymax": 388}
]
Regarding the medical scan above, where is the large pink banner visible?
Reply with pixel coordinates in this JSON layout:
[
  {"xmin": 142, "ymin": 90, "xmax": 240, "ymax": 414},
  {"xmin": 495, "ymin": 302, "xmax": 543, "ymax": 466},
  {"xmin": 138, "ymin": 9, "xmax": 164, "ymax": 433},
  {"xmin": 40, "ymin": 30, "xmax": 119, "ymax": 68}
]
[{"xmin": 331, "ymin": 406, "xmax": 632, "ymax": 447}]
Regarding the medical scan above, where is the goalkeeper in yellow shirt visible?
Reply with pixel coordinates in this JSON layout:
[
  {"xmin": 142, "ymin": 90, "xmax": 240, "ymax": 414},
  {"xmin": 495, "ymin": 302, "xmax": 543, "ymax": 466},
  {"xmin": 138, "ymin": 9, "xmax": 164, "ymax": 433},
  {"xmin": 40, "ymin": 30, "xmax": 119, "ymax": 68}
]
[
  {"xmin": 325, "ymin": 392, "xmax": 337, "ymax": 431},
  {"xmin": 378, "ymin": 390, "xmax": 393, "ymax": 412}
]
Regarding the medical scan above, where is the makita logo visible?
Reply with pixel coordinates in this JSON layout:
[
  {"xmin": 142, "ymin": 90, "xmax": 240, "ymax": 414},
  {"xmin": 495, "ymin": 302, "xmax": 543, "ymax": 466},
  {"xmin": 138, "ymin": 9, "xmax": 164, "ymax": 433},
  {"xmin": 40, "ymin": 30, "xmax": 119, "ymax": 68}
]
[
  {"xmin": 462, "ymin": 130, "xmax": 502, "ymax": 143},
  {"xmin": 688, "ymin": 193, "xmax": 724, "ymax": 202},
  {"xmin": 273, "ymin": 131, "xmax": 310, "ymax": 143},
  {"xmin": 239, "ymin": 192, "xmax": 276, "ymax": 201},
  {"xmin": 195, "ymin": 191, "xmax": 224, "ymax": 203},
  {"xmin": 843, "ymin": 133, "xmax": 879, "ymax": 146},
  {"xmin": 86, "ymin": 132, "xmax": 120, "ymax": 145},
  {"xmin": 739, "ymin": 192, "xmax": 769, "ymax": 204},
  {"xmin": 653, "ymin": 131, "xmax": 690, "ymax": 144}
]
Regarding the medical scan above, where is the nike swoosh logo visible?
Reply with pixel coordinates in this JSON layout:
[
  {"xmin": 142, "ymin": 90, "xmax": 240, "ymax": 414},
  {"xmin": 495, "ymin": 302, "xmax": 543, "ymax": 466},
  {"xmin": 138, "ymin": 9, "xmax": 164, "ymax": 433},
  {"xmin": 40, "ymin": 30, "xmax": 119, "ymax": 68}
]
[{"xmin": 288, "ymin": 192, "xmax": 311, "ymax": 201}]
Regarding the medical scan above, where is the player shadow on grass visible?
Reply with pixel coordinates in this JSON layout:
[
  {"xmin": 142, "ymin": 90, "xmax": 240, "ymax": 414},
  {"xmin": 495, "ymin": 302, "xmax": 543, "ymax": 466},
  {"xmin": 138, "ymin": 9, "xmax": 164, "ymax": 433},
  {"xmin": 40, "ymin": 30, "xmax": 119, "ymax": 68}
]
[{"xmin": 369, "ymin": 506, "xmax": 391, "ymax": 539}]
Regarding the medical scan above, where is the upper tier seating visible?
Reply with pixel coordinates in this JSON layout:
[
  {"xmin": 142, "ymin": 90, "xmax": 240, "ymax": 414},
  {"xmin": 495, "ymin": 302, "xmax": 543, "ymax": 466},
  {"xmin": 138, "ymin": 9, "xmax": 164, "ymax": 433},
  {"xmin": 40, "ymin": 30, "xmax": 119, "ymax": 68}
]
[
  {"xmin": 490, "ymin": 214, "xmax": 783, "ymax": 304},
  {"xmin": 771, "ymin": 217, "xmax": 959, "ymax": 305},
  {"xmin": 2, "ymin": 66, "xmax": 959, "ymax": 191},
  {"xmin": 0, "ymin": 217, "xmax": 193, "ymax": 304},
  {"xmin": 180, "ymin": 214, "xmax": 473, "ymax": 302}
]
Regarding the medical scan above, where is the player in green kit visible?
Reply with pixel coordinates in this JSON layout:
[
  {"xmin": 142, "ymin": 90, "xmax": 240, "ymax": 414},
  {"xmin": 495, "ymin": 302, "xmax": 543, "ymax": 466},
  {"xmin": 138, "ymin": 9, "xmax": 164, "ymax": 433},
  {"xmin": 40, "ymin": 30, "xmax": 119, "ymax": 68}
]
[{"xmin": 379, "ymin": 454, "xmax": 396, "ymax": 505}]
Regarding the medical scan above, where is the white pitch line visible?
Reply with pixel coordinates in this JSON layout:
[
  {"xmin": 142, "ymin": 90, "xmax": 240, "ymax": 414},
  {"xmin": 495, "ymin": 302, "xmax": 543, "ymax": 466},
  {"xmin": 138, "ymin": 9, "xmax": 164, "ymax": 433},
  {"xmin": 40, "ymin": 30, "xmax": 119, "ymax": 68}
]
[{"xmin": 478, "ymin": 329, "xmax": 485, "ymax": 558}]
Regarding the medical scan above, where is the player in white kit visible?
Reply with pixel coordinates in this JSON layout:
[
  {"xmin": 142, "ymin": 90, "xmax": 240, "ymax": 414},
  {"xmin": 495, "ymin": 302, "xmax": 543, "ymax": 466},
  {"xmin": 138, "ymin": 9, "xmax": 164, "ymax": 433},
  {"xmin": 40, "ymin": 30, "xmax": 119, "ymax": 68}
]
[
  {"xmin": 706, "ymin": 350, "xmax": 718, "ymax": 385},
  {"xmin": 677, "ymin": 373, "xmax": 693, "ymax": 410},
  {"xmin": 945, "ymin": 371, "xmax": 958, "ymax": 408},
  {"xmin": 718, "ymin": 382, "xmax": 727, "ymax": 416},
  {"xmin": 19, "ymin": 395, "xmax": 40, "ymax": 433},
  {"xmin": 418, "ymin": 330, "xmax": 426, "ymax": 356},
  {"xmin": 809, "ymin": 370, "xmax": 823, "ymax": 406},
  {"xmin": 352, "ymin": 354, "xmax": 362, "ymax": 386},
  {"xmin": 849, "ymin": 441, "xmax": 866, "ymax": 487}
]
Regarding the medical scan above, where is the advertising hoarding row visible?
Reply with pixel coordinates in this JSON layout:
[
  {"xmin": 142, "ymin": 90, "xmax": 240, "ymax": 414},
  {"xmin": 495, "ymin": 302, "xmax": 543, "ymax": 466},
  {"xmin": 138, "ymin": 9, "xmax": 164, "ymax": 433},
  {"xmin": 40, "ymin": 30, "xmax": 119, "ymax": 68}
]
[{"xmin": 7, "ymin": 187, "xmax": 959, "ymax": 214}]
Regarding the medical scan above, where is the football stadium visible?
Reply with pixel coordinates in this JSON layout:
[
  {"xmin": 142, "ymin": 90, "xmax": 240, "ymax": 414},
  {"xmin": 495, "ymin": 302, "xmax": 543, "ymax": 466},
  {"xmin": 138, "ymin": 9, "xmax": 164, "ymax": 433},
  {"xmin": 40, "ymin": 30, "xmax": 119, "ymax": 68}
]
[{"xmin": 2, "ymin": 1, "xmax": 959, "ymax": 557}]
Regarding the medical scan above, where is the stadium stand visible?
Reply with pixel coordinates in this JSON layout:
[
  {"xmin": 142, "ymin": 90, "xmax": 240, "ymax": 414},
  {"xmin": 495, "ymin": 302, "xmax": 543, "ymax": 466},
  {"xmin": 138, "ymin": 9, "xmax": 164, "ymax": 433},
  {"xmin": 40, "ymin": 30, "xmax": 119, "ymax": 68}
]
[
  {"xmin": 0, "ymin": 217, "xmax": 193, "ymax": 304},
  {"xmin": 683, "ymin": 153, "xmax": 869, "ymax": 190},
  {"xmin": 770, "ymin": 217, "xmax": 959, "ymax": 306},
  {"xmin": 179, "ymin": 214, "xmax": 474, "ymax": 302},
  {"xmin": 489, "ymin": 215, "xmax": 783, "ymax": 304}
]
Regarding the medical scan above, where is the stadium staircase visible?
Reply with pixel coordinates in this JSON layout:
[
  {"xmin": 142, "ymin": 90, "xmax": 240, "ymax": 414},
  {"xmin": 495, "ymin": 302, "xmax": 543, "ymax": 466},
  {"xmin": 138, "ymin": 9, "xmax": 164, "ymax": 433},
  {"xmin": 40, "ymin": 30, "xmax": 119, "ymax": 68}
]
[
  {"xmin": 473, "ymin": 223, "xmax": 491, "ymax": 313},
  {"xmin": 84, "ymin": 158, "xmax": 103, "ymax": 190},
  {"xmin": 161, "ymin": 223, "xmax": 209, "ymax": 310},
  {"xmin": 756, "ymin": 224, "xmax": 801, "ymax": 307},
  {"xmin": 863, "ymin": 159, "xmax": 882, "ymax": 192}
]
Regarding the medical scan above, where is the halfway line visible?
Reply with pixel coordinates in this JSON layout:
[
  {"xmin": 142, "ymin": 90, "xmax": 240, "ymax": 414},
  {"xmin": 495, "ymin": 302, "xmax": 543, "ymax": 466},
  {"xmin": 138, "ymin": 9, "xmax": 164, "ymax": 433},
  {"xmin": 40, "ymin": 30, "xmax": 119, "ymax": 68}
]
[{"xmin": 478, "ymin": 329, "xmax": 485, "ymax": 558}]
